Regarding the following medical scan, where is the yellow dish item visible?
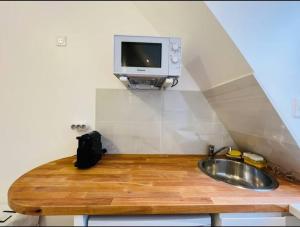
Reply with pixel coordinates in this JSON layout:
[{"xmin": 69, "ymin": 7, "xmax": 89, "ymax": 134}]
[
  {"xmin": 228, "ymin": 149, "xmax": 242, "ymax": 157},
  {"xmin": 226, "ymin": 149, "xmax": 242, "ymax": 160},
  {"xmin": 244, "ymin": 156, "xmax": 267, "ymax": 169},
  {"xmin": 243, "ymin": 152, "xmax": 264, "ymax": 162}
]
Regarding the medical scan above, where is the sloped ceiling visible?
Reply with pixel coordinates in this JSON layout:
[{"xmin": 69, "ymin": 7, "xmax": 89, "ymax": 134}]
[{"xmin": 206, "ymin": 1, "xmax": 300, "ymax": 147}]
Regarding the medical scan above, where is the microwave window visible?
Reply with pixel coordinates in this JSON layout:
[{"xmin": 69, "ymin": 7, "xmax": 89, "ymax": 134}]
[{"xmin": 121, "ymin": 42, "xmax": 162, "ymax": 68}]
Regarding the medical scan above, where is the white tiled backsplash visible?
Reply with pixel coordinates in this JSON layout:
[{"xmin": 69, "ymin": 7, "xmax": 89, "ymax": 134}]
[
  {"xmin": 96, "ymin": 89, "xmax": 234, "ymax": 154},
  {"xmin": 203, "ymin": 74, "xmax": 300, "ymax": 176}
]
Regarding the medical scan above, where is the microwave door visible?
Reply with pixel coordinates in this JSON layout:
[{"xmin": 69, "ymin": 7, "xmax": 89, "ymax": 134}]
[{"xmin": 121, "ymin": 42, "xmax": 162, "ymax": 68}]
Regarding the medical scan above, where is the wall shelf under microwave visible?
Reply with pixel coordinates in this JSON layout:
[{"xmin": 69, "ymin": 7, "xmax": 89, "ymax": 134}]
[{"xmin": 118, "ymin": 75, "xmax": 178, "ymax": 90}]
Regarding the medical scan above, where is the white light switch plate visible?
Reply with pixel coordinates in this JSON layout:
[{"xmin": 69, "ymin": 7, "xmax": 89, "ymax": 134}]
[
  {"xmin": 292, "ymin": 98, "xmax": 300, "ymax": 118},
  {"xmin": 56, "ymin": 36, "xmax": 67, "ymax": 47}
]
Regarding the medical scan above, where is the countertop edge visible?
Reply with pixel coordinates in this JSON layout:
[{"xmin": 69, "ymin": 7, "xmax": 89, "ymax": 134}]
[{"xmin": 7, "ymin": 202, "xmax": 289, "ymax": 216}]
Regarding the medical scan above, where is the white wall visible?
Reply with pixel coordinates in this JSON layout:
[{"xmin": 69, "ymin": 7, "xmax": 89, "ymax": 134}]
[
  {"xmin": 0, "ymin": 1, "xmax": 153, "ymax": 205},
  {"xmin": 206, "ymin": 1, "xmax": 300, "ymax": 147},
  {"xmin": 0, "ymin": 1, "xmax": 249, "ymax": 206},
  {"xmin": 134, "ymin": 1, "xmax": 252, "ymax": 91}
]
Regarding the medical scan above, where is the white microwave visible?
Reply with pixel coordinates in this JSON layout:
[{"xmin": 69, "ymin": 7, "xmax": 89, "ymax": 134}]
[{"xmin": 113, "ymin": 35, "xmax": 181, "ymax": 89}]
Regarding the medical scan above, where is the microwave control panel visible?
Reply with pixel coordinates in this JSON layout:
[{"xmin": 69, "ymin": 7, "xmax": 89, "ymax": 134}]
[{"xmin": 168, "ymin": 38, "xmax": 181, "ymax": 77}]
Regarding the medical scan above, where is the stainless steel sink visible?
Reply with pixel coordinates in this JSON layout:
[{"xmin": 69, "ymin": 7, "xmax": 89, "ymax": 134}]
[{"xmin": 199, "ymin": 158, "xmax": 278, "ymax": 191}]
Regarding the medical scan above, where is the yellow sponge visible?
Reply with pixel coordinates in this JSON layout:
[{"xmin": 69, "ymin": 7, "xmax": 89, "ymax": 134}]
[
  {"xmin": 244, "ymin": 157, "xmax": 267, "ymax": 169},
  {"xmin": 243, "ymin": 152, "xmax": 267, "ymax": 169},
  {"xmin": 226, "ymin": 149, "xmax": 242, "ymax": 159}
]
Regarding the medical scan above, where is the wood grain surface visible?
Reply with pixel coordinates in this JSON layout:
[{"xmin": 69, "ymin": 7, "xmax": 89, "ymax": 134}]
[{"xmin": 8, "ymin": 154, "xmax": 300, "ymax": 216}]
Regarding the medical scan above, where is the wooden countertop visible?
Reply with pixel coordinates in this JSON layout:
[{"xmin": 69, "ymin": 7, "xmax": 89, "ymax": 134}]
[{"xmin": 8, "ymin": 154, "xmax": 300, "ymax": 216}]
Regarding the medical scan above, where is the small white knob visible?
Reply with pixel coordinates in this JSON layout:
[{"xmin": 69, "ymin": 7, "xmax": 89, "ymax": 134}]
[
  {"xmin": 171, "ymin": 56, "xmax": 179, "ymax": 63},
  {"xmin": 172, "ymin": 43, "xmax": 179, "ymax": 51}
]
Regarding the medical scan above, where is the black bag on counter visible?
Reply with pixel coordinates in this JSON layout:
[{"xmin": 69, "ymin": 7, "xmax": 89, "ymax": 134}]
[{"xmin": 74, "ymin": 131, "xmax": 107, "ymax": 169}]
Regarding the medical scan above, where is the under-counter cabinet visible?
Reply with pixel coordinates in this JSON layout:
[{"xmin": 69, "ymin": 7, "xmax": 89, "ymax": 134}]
[
  {"xmin": 74, "ymin": 213, "xmax": 300, "ymax": 227},
  {"xmin": 81, "ymin": 215, "xmax": 211, "ymax": 226},
  {"xmin": 213, "ymin": 212, "xmax": 300, "ymax": 226}
]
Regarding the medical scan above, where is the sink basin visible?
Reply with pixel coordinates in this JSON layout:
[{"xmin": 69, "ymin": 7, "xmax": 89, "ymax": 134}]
[{"xmin": 199, "ymin": 159, "xmax": 278, "ymax": 191}]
